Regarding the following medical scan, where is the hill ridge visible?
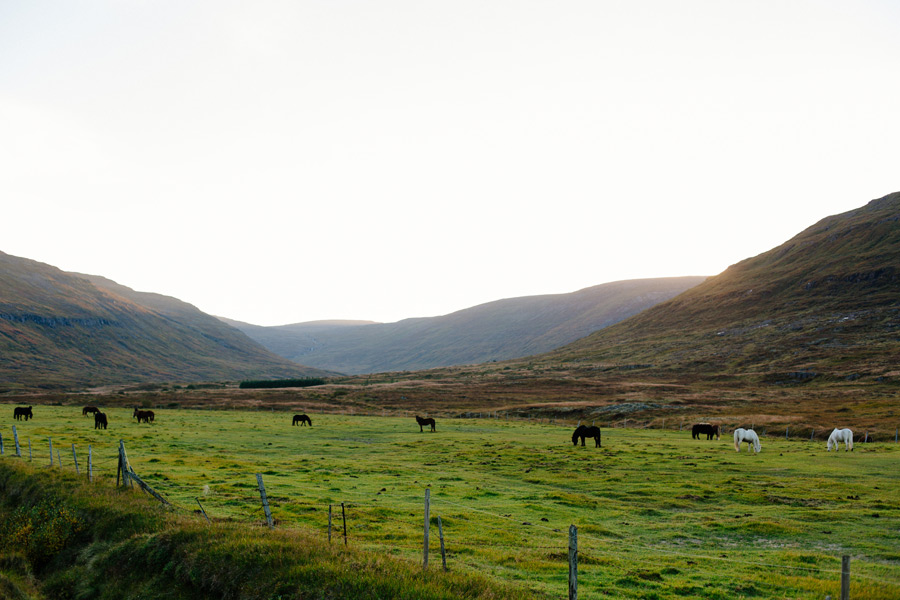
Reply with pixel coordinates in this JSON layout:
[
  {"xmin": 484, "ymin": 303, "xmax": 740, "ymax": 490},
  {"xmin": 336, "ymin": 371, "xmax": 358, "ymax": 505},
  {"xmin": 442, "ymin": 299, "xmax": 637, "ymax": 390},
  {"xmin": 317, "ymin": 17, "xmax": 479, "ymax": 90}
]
[
  {"xmin": 228, "ymin": 276, "xmax": 707, "ymax": 374},
  {"xmin": 543, "ymin": 191, "xmax": 900, "ymax": 380},
  {"xmin": 0, "ymin": 251, "xmax": 331, "ymax": 389}
]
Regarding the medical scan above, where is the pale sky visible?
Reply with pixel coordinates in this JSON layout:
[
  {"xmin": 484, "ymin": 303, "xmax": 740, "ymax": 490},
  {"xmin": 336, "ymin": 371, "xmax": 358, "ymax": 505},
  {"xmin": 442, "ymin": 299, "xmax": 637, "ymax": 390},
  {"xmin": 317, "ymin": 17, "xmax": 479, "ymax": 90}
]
[{"xmin": 2, "ymin": 1, "xmax": 898, "ymax": 326}]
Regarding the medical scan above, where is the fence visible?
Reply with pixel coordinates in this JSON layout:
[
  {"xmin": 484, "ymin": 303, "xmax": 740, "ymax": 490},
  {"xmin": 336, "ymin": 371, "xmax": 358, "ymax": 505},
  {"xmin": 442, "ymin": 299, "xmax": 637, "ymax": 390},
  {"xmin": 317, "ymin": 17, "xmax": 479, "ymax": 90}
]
[{"xmin": 1, "ymin": 421, "xmax": 896, "ymax": 600}]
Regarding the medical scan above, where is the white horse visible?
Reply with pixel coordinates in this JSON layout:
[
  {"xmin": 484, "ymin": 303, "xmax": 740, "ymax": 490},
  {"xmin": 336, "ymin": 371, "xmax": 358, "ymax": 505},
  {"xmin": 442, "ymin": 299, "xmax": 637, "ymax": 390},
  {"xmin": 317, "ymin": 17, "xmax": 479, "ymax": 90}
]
[
  {"xmin": 827, "ymin": 428, "xmax": 854, "ymax": 452},
  {"xmin": 733, "ymin": 428, "xmax": 761, "ymax": 453}
]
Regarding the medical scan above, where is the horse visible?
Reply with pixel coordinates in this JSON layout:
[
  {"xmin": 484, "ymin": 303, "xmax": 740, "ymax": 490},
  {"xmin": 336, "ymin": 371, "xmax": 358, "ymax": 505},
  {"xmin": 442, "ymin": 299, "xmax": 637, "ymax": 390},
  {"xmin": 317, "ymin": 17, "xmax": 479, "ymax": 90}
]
[
  {"xmin": 572, "ymin": 425, "xmax": 601, "ymax": 447},
  {"xmin": 733, "ymin": 428, "xmax": 761, "ymax": 453},
  {"xmin": 13, "ymin": 406, "xmax": 32, "ymax": 421},
  {"xmin": 133, "ymin": 408, "xmax": 154, "ymax": 424},
  {"xmin": 415, "ymin": 415, "xmax": 436, "ymax": 432},
  {"xmin": 83, "ymin": 406, "xmax": 100, "ymax": 417},
  {"xmin": 827, "ymin": 428, "xmax": 854, "ymax": 452},
  {"xmin": 692, "ymin": 423, "xmax": 720, "ymax": 440},
  {"xmin": 292, "ymin": 414, "xmax": 312, "ymax": 426},
  {"xmin": 94, "ymin": 412, "xmax": 108, "ymax": 430}
]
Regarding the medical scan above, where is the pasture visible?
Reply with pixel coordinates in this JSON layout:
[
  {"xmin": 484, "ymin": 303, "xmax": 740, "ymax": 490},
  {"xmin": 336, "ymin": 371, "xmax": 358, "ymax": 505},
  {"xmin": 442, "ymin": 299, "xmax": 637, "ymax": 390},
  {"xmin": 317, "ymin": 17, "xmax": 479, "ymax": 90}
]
[{"xmin": 3, "ymin": 405, "xmax": 899, "ymax": 599}]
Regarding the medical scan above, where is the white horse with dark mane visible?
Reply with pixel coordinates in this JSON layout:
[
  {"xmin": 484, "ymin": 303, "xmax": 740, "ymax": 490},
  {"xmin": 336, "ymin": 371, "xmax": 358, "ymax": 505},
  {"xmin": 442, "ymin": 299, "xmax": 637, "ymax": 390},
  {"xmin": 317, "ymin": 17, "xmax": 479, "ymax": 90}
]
[
  {"xmin": 827, "ymin": 428, "xmax": 854, "ymax": 452},
  {"xmin": 733, "ymin": 428, "xmax": 761, "ymax": 453}
]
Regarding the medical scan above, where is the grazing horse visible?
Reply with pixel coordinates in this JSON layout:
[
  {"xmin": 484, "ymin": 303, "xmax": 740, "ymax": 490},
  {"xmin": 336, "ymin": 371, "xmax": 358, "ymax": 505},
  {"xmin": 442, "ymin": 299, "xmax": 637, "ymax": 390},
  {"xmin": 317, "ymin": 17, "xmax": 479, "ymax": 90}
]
[
  {"xmin": 827, "ymin": 428, "xmax": 854, "ymax": 452},
  {"xmin": 83, "ymin": 406, "xmax": 100, "ymax": 417},
  {"xmin": 733, "ymin": 428, "xmax": 761, "ymax": 453},
  {"xmin": 572, "ymin": 425, "xmax": 601, "ymax": 447},
  {"xmin": 133, "ymin": 408, "xmax": 154, "ymax": 424},
  {"xmin": 13, "ymin": 406, "xmax": 32, "ymax": 421},
  {"xmin": 692, "ymin": 423, "xmax": 720, "ymax": 440},
  {"xmin": 94, "ymin": 412, "xmax": 108, "ymax": 430},
  {"xmin": 415, "ymin": 415, "xmax": 436, "ymax": 432},
  {"xmin": 292, "ymin": 414, "xmax": 312, "ymax": 426}
]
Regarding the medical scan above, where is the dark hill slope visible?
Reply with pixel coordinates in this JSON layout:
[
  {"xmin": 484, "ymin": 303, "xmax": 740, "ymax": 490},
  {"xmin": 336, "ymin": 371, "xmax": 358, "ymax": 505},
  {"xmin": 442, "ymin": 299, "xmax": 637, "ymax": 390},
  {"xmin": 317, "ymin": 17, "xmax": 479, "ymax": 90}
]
[
  {"xmin": 547, "ymin": 192, "xmax": 900, "ymax": 380},
  {"xmin": 0, "ymin": 252, "xmax": 331, "ymax": 389},
  {"xmin": 227, "ymin": 277, "xmax": 706, "ymax": 374}
]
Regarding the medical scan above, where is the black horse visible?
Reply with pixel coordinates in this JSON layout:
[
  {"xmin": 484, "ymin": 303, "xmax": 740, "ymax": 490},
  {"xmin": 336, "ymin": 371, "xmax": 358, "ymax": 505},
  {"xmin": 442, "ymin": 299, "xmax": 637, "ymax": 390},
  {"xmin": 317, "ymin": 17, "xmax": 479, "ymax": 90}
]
[
  {"xmin": 572, "ymin": 425, "xmax": 601, "ymax": 447},
  {"xmin": 83, "ymin": 406, "xmax": 100, "ymax": 417},
  {"xmin": 94, "ymin": 412, "xmax": 108, "ymax": 430},
  {"xmin": 13, "ymin": 406, "xmax": 32, "ymax": 421},
  {"xmin": 292, "ymin": 414, "xmax": 312, "ymax": 426},
  {"xmin": 416, "ymin": 415, "xmax": 436, "ymax": 432},
  {"xmin": 691, "ymin": 423, "xmax": 719, "ymax": 440}
]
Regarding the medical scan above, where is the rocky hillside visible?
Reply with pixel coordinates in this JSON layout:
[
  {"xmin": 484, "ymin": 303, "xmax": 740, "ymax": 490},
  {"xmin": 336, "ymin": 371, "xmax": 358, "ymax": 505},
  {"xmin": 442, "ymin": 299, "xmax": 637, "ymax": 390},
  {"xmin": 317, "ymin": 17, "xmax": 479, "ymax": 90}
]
[
  {"xmin": 0, "ymin": 252, "xmax": 332, "ymax": 389},
  {"xmin": 545, "ymin": 192, "xmax": 900, "ymax": 382},
  {"xmin": 225, "ymin": 277, "xmax": 706, "ymax": 374}
]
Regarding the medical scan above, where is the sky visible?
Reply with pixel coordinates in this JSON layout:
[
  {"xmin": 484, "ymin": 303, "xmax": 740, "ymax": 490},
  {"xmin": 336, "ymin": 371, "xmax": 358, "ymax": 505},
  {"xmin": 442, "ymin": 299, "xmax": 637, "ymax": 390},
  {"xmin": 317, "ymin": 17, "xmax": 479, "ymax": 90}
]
[{"xmin": 2, "ymin": 1, "xmax": 899, "ymax": 326}]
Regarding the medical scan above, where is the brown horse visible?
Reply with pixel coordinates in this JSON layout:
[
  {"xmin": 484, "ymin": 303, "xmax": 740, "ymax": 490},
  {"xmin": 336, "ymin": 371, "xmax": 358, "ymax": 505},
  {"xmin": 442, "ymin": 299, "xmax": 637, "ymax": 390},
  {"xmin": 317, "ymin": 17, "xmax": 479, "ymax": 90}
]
[
  {"xmin": 292, "ymin": 414, "xmax": 312, "ymax": 426},
  {"xmin": 415, "ymin": 415, "xmax": 436, "ymax": 432},
  {"xmin": 14, "ymin": 406, "xmax": 32, "ymax": 421},
  {"xmin": 94, "ymin": 412, "xmax": 108, "ymax": 429},
  {"xmin": 133, "ymin": 408, "xmax": 155, "ymax": 424},
  {"xmin": 83, "ymin": 406, "xmax": 100, "ymax": 417}
]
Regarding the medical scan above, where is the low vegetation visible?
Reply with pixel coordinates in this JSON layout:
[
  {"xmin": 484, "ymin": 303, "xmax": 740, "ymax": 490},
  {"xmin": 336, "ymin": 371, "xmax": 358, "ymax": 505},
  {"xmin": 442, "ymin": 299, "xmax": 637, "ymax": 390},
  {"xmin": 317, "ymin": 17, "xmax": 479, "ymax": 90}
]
[{"xmin": 2, "ymin": 405, "xmax": 898, "ymax": 599}]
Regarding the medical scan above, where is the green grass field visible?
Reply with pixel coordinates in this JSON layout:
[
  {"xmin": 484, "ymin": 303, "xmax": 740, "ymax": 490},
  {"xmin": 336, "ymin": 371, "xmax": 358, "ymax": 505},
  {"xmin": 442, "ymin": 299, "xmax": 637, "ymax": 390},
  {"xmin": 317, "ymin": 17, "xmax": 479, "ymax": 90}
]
[{"xmin": 3, "ymin": 406, "xmax": 899, "ymax": 599}]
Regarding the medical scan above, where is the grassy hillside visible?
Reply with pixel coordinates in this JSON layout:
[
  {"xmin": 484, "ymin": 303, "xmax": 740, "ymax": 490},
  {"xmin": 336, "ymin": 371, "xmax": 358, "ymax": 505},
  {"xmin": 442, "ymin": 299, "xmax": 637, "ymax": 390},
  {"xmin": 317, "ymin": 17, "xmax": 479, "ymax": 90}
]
[
  {"xmin": 544, "ymin": 192, "xmax": 900, "ymax": 381},
  {"xmin": 0, "ymin": 456, "xmax": 530, "ymax": 600},
  {"xmin": 228, "ymin": 277, "xmax": 706, "ymax": 374},
  {"xmin": 0, "ymin": 252, "xmax": 333, "ymax": 390}
]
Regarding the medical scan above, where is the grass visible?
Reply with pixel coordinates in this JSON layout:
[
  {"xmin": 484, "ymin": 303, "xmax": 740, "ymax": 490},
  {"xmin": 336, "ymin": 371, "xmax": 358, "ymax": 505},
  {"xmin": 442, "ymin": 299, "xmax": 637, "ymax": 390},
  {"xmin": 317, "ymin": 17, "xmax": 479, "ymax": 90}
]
[{"xmin": 2, "ymin": 405, "xmax": 899, "ymax": 599}]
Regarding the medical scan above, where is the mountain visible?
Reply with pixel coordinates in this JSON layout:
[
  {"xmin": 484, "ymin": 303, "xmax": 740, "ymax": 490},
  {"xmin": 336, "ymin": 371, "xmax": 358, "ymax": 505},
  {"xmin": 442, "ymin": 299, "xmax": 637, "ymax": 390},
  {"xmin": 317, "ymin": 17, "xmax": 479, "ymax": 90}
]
[
  {"xmin": 225, "ymin": 277, "xmax": 707, "ymax": 374},
  {"xmin": 545, "ymin": 192, "xmax": 900, "ymax": 381},
  {"xmin": 0, "ymin": 252, "xmax": 333, "ymax": 389}
]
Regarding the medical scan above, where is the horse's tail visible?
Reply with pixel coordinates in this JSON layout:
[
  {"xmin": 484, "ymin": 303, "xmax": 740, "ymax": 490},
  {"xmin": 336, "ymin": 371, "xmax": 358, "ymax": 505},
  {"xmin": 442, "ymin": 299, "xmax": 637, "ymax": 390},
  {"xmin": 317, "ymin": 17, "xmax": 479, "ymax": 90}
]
[{"xmin": 733, "ymin": 429, "xmax": 741, "ymax": 452}]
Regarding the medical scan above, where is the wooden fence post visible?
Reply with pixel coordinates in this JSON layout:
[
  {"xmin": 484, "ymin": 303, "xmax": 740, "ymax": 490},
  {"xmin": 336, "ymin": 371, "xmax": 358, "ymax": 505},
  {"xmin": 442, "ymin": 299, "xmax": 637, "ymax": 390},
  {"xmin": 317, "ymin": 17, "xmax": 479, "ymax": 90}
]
[
  {"xmin": 568, "ymin": 525, "xmax": 578, "ymax": 600},
  {"xmin": 786, "ymin": 427, "xmax": 789, "ymax": 439},
  {"xmin": 341, "ymin": 502, "xmax": 347, "ymax": 546},
  {"xmin": 256, "ymin": 473, "xmax": 274, "ymax": 529},
  {"xmin": 196, "ymin": 498, "xmax": 211, "ymax": 524},
  {"xmin": 129, "ymin": 468, "xmax": 172, "ymax": 507},
  {"xmin": 811, "ymin": 429, "xmax": 815, "ymax": 441},
  {"xmin": 841, "ymin": 555, "xmax": 850, "ymax": 600},
  {"xmin": 423, "ymin": 488, "xmax": 431, "ymax": 570},
  {"xmin": 864, "ymin": 432, "xmax": 869, "ymax": 443},
  {"xmin": 72, "ymin": 444, "xmax": 79, "ymax": 475},
  {"xmin": 437, "ymin": 516, "xmax": 447, "ymax": 571},
  {"xmin": 118, "ymin": 440, "xmax": 132, "ymax": 488},
  {"xmin": 0, "ymin": 432, "xmax": 3, "ymax": 455},
  {"xmin": 13, "ymin": 426, "xmax": 20, "ymax": 457},
  {"xmin": 88, "ymin": 445, "xmax": 92, "ymax": 482},
  {"xmin": 28, "ymin": 439, "xmax": 32, "ymax": 461}
]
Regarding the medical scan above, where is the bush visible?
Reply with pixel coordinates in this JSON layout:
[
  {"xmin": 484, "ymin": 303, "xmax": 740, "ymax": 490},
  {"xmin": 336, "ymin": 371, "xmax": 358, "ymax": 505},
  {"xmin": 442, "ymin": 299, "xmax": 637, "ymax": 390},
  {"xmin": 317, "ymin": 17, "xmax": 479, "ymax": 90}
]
[{"xmin": 239, "ymin": 378, "xmax": 327, "ymax": 389}]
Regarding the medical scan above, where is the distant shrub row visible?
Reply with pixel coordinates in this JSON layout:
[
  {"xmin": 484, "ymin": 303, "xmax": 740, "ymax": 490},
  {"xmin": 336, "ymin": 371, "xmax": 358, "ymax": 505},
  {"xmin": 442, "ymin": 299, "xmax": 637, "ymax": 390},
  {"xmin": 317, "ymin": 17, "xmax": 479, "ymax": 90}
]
[{"xmin": 239, "ymin": 378, "xmax": 327, "ymax": 389}]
